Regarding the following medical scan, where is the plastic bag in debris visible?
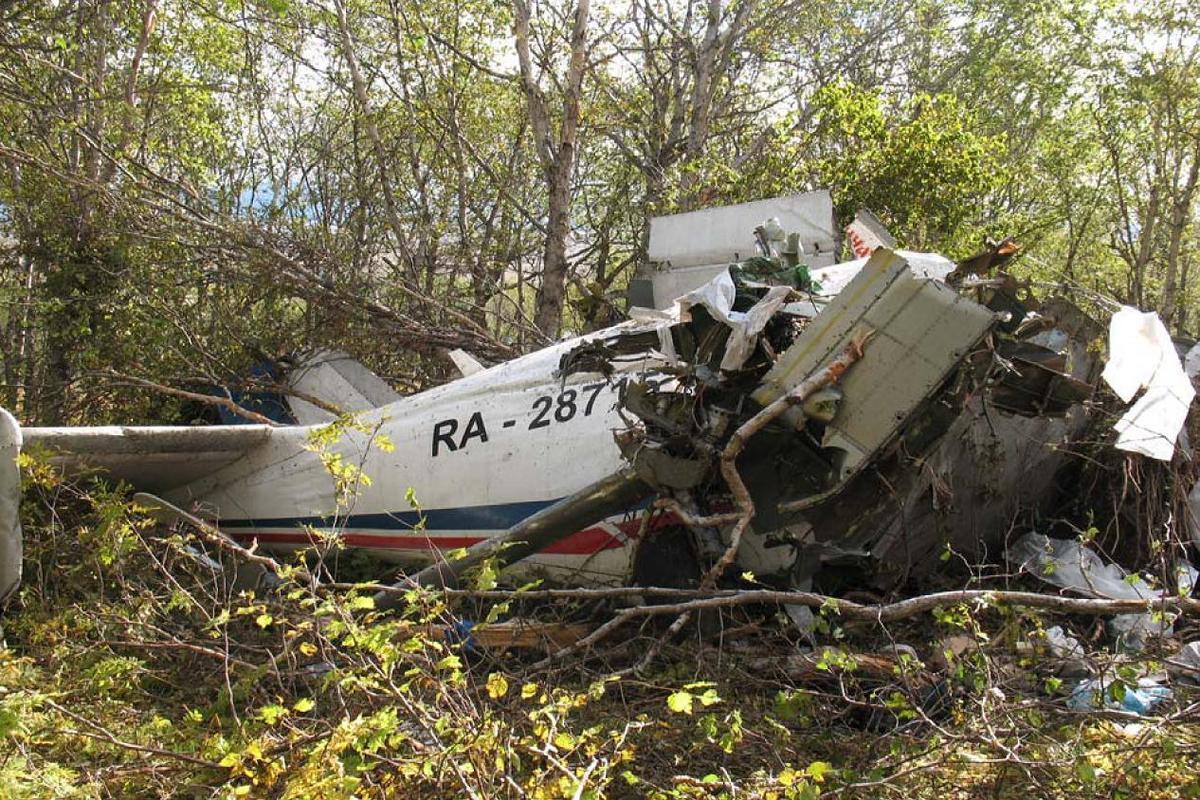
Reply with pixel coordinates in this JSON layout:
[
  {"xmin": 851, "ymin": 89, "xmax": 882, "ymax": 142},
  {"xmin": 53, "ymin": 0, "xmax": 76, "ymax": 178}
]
[
  {"xmin": 1044, "ymin": 625, "xmax": 1084, "ymax": 659},
  {"xmin": 675, "ymin": 270, "xmax": 792, "ymax": 371},
  {"xmin": 1041, "ymin": 625, "xmax": 1091, "ymax": 676},
  {"xmin": 1188, "ymin": 479, "xmax": 1200, "ymax": 547},
  {"xmin": 1167, "ymin": 641, "xmax": 1200, "ymax": 684},
  {"xmin": 1068, "ymin": 676, "xmax": 1172, "ymax": 715},
  {"xmin": 1102, "ymin": 306, "xmax": 1195, "ymax": 461},
  {"xmin": 1010, "ymin": 533, "xmax": 1174, "ymax": 649}
]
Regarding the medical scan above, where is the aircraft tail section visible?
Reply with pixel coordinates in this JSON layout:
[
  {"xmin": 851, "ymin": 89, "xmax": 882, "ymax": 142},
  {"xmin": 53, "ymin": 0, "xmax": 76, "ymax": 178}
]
[{"xmin": 284, "ymin": 349, "xmax": 401, "ymax": 425}]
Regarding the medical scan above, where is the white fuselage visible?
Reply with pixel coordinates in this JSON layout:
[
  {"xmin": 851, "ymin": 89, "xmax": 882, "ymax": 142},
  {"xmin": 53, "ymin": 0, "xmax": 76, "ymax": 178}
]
[{"xmin": 167, "ymin": 320, "xmax": 673, "ymax": 586}]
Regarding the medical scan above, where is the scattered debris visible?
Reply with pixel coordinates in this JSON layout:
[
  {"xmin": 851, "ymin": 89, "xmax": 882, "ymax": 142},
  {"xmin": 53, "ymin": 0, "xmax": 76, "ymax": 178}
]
[
  {"xmin": 1167, "ymin": 641, "xmax": 1200, "ymax": 684},
  {"xmin": 1069, "ymin": 676, "xmax": 1172, "ymax": 715},
  {"xmin": 1039, "ymin": 625, "xmax": 1091, "ymax": 678},
  {"xmin": 1010, "ymin": 533, "xmax": 1181, "ymax": 649}
]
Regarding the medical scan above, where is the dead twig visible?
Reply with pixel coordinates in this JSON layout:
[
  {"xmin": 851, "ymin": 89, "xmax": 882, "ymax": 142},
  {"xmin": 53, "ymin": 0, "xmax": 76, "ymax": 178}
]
[
  {"xmin": 703, "ymin": 329, "xmax": 874, "ymax": 588},
  {"xmin": 133, "ymin": 492, "xmax": 314, "ymax": 586}
]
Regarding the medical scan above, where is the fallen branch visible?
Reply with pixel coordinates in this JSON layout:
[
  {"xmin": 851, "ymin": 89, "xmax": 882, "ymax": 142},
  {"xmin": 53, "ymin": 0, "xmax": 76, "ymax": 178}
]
[
  {"xmin": 351, "ymin": 583, "xmax": 1200, "ymax": 617},
  {"xmin": 382, "ymin": 468, "xmax": 652, "ymax": 600},
  {"xmin": 529, "ymin": 586, "xmax": 1200, "ymax": 669},
  {"xmin": 702, "ymin": 329, "xmax": 874, "ymax": 587},
  {"xmin": 105, "ymin": 371, "xmax": 279, "ymax": 426},
  {"xmin": 133, "ymin": 492, "xmax": 314, "ymax": 586}
]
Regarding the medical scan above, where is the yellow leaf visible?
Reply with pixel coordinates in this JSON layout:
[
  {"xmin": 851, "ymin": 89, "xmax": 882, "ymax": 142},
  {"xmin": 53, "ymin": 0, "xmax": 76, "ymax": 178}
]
[
  {"xmin": 486, "ymin": 673, "xmax": 509, "ymax": 699},
  {"xmin": 667, "ymin": 691, "xmax": 694, "ymax": 714}
]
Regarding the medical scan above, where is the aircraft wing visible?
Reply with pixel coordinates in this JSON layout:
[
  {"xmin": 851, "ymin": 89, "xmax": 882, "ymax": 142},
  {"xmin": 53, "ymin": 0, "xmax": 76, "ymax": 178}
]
[{"xmin": 22, "ymin": 424, "xmax": 275, "ymax": 492}]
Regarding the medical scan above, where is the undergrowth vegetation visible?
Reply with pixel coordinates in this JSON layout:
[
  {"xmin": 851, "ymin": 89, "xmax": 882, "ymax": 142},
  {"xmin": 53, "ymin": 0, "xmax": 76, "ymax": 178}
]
[{"xmin": 1, "ymin": 459, "xmax": 1198, "ymax": 799}]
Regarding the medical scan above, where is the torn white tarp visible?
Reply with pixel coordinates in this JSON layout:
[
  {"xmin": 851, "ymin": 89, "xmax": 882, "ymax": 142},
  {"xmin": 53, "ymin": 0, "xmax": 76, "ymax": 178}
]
[
  {"xmin": 676, "ymin": 270, "xmax": 792, "ymax": 371},
  {"xmin": 1010, "ymin": 533, "xmax": 1177, "ymax": 650},
  {"xmin": 1101, "ymin": 307, "xmax": 1194, "ymax": 461}
]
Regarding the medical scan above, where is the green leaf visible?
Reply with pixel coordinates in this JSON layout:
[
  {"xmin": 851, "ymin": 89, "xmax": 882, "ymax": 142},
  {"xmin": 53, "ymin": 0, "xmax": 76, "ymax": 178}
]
[
  {"xmin": 806, "ymin": 761, "xmax": 832, "ymax": 782},
  {"xmin": 0, "ymin": 707, "xmax": 21, "ymax": 738},
  {"xmin": 258, "ymin": 704, "xmax": 287, "ymax": 725},
  {"xmin": 348, "ymin": 595, "xmax": 375, "ymax": 611}
]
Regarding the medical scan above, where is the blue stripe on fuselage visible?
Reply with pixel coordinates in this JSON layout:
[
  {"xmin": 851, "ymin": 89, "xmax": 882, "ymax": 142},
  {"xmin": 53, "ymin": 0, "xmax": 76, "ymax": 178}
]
[{"xmin": 218, "ymin": 497, "xmax": 561, "ymax": 532}]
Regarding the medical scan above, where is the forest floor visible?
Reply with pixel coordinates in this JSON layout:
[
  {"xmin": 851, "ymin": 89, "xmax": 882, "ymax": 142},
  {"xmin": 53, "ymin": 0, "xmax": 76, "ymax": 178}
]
[{"xmin": 1, "ymin": 473, "xmax": 1198, "ymax": 799}]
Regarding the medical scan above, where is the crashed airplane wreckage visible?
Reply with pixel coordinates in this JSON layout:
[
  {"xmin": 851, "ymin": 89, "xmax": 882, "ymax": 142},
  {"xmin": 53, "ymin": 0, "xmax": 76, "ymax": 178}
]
[{"xmin": 0, "ymin": 194, "xmax": 1117, "ymax": 615}]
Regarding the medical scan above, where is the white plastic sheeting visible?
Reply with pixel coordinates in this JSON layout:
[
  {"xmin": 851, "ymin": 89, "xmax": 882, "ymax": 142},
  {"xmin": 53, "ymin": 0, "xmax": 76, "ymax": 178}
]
[
  {"xmin": 1010, "ymin": 532, "xmax": 1183, "ymax": 649},
  {"xmin": 1101, "ymin": 307, "xmax": 1195, "ymax": 461}
]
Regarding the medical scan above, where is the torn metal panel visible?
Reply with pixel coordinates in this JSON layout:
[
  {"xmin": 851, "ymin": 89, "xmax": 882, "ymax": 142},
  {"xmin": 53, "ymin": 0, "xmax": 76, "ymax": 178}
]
[
  {"xmin": 797, "ymin": 295, "xmax": 1102, "ymax": 578},
  {"xmin": 448, "ymin": 349, "xmax": 485, "ymax": 377},
  {"xmin": 0, "ymin": 409, "xmax": 21, "ymax": 609},
  {"xmin": 845, "ymin": 208, "xmax": 896, "ymax": 258},
  {"xmin": 753, "ymin": 249, "xmax": 996, "ymax": 481}
]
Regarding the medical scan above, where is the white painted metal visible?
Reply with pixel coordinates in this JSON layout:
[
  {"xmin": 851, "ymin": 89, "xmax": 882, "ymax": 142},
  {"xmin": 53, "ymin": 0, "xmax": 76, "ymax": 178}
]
[
  {"xmin": 642, "ymin": 191, "xmax": 838, "ymax": 309},
  {"xmin": 286, "ymin": 349, "xmax": 403, "ymax": 425}
]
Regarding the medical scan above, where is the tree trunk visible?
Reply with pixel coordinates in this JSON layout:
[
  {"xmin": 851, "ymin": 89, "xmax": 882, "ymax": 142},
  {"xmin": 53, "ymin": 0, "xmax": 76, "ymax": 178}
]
[
  {"xmin": 1160, "ymin": 140, "xmax": 1200, "ymax": 327},
  {"xmin": 514, "ymin": 0, "xmax": 590, "ymax": 339}
]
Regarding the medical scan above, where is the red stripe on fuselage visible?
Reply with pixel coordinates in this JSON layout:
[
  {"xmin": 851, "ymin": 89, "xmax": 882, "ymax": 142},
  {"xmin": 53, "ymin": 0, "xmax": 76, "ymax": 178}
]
[
  {"xmin": 226, "ymin": 525, "xmax": 622, "ymax": 555},
  {"xmin": 223, "ymin": 512, "xmax": 682, "ymax": 557}
]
